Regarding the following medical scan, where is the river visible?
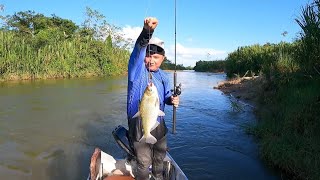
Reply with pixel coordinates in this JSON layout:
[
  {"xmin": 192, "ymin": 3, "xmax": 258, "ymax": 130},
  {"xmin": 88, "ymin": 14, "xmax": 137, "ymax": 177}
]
[{"xmin": 0, "ymin": 71, "xmax": 280, "ymax": 180}]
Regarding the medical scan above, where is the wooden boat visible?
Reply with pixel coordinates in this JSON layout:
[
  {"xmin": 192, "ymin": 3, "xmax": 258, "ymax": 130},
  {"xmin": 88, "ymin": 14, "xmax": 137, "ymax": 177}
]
[{"xmin": 87, "ymin": 125, "xmax": 188, "ymax": 180}]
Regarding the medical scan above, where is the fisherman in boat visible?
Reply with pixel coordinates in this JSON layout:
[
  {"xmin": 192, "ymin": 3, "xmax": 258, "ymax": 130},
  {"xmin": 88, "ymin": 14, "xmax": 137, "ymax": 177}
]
[{"xmin": 127, "ymin": 17, "xmax": 180, "ymax": 180}]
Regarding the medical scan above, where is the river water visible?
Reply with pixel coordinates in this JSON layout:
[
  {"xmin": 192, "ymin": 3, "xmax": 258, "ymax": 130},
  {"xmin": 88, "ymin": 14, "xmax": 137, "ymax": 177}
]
[{"xmin": 0, "ymin": 71, "xmax": 280, "ymax": 180}]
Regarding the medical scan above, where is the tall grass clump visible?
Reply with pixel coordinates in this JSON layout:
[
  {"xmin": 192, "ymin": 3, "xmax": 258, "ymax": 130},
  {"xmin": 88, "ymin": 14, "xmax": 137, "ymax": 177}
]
[
  {"xmin": 248, "ymin": 1, "xmax": 320, "ymax": 179},
  {"xmin": 295, "ymin": 0, "xmax": 320, "ymax": 75},
  {"xmin": 225, "ymin": 42, "xmax": 299, "ymax": 80},
  {"xmin": 254, "ymin": 76, "xmax": 320, "ymax": 180},
  {"xmin": 0, "ymin": 30, "xmax": 129, "ymax": 80},
  {"xmin": 0, "ymin": 8, "xmax": 130, "ymax": 81}
]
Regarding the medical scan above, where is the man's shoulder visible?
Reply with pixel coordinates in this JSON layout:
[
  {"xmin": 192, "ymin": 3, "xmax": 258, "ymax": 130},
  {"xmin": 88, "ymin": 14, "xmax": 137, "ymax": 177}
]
[
  {"xmin": 157, "ymin": 68, "xmax": 168, "ymax": 75},
  {"xmin": 157, "ymin": 69, "xmax": 169, "ymax": 80}
]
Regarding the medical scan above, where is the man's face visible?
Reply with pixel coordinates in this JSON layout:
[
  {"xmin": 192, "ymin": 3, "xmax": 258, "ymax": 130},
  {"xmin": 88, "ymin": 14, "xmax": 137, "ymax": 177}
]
[{"xmin": 144, "ymin": 53, "xmax": 165, "ymax": 71}]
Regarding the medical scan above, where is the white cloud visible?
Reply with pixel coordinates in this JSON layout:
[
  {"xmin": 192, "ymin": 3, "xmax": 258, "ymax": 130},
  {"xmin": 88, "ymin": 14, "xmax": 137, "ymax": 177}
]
[
  {"xmin": 186, "ymin": 37, "xmax": 193, "ymax": 42},
  {"xmin": 121, "ymin": 25, "xmax": 142, "ymax": 41},
  {"xmin": 120, "ymin": 26, "xmax": 227, "ymax": 67},
  {"xmin": 166, "ymin": 44, "xmax": 227, "ymax": 67}
]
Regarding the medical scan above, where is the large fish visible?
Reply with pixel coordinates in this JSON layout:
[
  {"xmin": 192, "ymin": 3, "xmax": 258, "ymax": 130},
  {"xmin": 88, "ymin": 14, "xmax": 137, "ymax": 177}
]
[{"xmin": 132, "ymin": 83, "xmax": 165, "ymax": 144}]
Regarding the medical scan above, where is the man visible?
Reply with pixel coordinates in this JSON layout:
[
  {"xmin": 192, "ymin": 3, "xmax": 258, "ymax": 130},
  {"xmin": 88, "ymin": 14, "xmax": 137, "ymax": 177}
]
[{"xmin": 127, "ymin": 17, "xmax": 179, "ymax": 180}]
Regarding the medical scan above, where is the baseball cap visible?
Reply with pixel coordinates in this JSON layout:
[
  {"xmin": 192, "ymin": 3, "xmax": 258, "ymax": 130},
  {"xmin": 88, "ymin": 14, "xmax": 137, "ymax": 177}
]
[{"xmin": 146, "ymin": 37, "xmax": 165, "ymax": 55}]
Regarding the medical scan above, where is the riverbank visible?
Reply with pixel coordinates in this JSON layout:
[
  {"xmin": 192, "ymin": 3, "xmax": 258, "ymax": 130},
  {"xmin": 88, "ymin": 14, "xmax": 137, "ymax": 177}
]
[
  {"xmin": 0, "ymin": 71, "xmax": 129, "ymax": 82},
  {"xmin": 214, "ymin": 76, "xmax": 265, "ymax": 107},
  {"xmin": 215, "ymin": 75, "xmax": 320, "ymax": 180}
]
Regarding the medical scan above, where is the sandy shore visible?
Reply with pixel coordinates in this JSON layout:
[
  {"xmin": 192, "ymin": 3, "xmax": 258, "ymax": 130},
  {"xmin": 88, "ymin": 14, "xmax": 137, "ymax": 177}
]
[{"xmin": 214, "ymin": 76, "xmax": 265, "ymax": 107}]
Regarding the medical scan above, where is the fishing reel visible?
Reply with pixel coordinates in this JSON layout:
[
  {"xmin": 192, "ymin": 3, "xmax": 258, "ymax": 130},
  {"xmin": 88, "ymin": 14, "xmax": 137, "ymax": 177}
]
[{"xmin": 172, "ymin": 83, "xmax": 182, "ymax": 96}]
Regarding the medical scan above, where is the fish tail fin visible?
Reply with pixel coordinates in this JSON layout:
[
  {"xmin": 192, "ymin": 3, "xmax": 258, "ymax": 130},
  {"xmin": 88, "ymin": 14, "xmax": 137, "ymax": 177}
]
[
  {"xmin": 139, "ymin": 134, "xmax": 157, "ymax": 144},
  {"xmin": 145, "ymin": 134, "xmax": 157, "ymax": 144}
]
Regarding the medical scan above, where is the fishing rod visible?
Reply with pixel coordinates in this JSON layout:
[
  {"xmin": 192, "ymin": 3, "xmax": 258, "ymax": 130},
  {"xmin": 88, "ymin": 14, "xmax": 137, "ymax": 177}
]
[{"xmin": 172, "ymin": 0, "xmax": 182, "ymax": 134}]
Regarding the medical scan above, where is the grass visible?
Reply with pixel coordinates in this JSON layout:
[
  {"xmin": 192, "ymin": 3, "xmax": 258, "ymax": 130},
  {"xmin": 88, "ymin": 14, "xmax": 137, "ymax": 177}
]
[
  {"xmin": 252, "ymin": 76, "xmax": 320, "ymax": 180},
  {"xmin": 0, "ymin": 30, "xmax": 130, "ymax": 81}
]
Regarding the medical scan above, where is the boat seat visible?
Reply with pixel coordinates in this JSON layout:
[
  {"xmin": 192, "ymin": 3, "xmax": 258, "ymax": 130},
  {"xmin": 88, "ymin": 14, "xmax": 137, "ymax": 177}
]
[
  {"xmin": 112, "ymin": 125, "xmax": 135, "ymax": 158},
  {"xmin": 104, "ymin": 175, "xmax": 134, "ymax": 180}
]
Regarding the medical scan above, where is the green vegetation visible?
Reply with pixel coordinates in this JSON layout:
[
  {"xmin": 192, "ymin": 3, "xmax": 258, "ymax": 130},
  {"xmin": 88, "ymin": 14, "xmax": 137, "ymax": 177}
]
[
  {"xmin": 0, "ymin": 7, "xmax": 130, "ymax": 81},
  {"xmin": 160, "ymin": 58, "xmax": 191, "ymax": 70},
  {"xmin": 253, "ymin": 76, "xmax": 320, "ymax": 180},
  {"xmin": 225, "ymin": 42, "xmax": 299, "ymax": 79},
  {"xmin": 0, "ymin": 6, "xmax": 191, "ymax": 80},
  {"xmin": 193, "ymin": 60, "xmax": 225, "ymax": 72},
  {"xmin": 224, "ymin": 1, "xmax": 320, "ymax": 179}
]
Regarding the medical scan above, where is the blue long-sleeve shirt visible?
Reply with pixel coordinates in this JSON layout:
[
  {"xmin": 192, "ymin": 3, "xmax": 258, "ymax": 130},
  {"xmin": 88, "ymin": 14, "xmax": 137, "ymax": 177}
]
[{"xmin": 127, "ymin": 29, "xmax": 172, "ymax": 120}]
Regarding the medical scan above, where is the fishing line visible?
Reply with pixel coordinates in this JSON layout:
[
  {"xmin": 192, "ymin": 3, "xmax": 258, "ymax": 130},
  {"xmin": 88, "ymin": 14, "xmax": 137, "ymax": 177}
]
[
  {"xmin": 144, "ymin": 0, "xmax": 153, "ymax": 85},
  {"xmin": 147, "ymin": 21, "xmax": 152, "ymax": 85},
  {"xmin": 144, "ymin": 0, "xmax": 151, "ymax": 19}
]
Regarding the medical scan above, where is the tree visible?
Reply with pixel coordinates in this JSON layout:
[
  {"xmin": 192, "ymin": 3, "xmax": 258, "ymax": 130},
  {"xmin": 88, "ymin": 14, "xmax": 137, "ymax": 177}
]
[
  {"xmin": 4, "ymin": 11, "xmax": 77, "ymax": 38},
  {"xmin": 6, "ymin": 10, "xmax": 36, "ymax": 36},
  {"xmin": 81, "ymin": 7, "xmax": 133, "ymax": 49},
  {"xmin": 0, "ymin": 4, "xmax": 5, "ymax": 29},
  {"xmin": 50, "ymin": 14, "xmax": 78, "ymax": 37},
  {"xmin": 82, "ymin": 7, "xmax": 106, "ymax": 39}
]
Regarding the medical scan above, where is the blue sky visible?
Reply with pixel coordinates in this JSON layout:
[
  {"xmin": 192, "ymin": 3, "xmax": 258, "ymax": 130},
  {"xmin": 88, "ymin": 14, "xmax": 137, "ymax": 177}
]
[{"xmin": 0, "ymin": 0, "xmax": 311, "ymax": 66}]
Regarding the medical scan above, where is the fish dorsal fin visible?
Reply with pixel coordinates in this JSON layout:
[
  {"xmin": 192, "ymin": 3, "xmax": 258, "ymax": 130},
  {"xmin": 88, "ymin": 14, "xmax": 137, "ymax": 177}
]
[
  {"xmin": 158, "ymin": 110, "xmax": 165, "ymax": 116},
  {"xmin": 132, "ymin": 111, "xmax": 140, "ymax": 118}
]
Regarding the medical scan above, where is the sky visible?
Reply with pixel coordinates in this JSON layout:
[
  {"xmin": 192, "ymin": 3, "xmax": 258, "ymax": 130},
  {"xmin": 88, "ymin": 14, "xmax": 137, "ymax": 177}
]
[{"xmin": 0, "ymin": 0, "xmax": 312, "ymax": 67}]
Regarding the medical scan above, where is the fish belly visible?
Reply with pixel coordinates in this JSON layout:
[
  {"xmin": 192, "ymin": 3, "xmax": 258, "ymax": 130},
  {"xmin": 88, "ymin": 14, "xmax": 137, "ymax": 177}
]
[{"xmin": 140, "ymin": 96, "xmax": 159, "ymax": 134}]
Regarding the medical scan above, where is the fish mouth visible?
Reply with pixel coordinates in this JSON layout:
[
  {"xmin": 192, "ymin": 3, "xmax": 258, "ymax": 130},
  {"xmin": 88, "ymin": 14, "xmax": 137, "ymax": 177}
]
[{"xmin": 147, "ymin": 83, "xmax": 154, "ymax": 92}]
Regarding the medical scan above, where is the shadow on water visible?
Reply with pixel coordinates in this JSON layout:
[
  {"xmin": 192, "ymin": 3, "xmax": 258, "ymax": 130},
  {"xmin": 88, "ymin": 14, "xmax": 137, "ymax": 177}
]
[
  {"xmin": 39, "ymin": 77, "xmax": 128, "ymax": 180},
  {"xmin": 46, "ymin": 149, "xmax": 67, "ymax": 180},
  {"xmin": 46, "ymin": 113, "xmax": 128, "ymax": 180}
]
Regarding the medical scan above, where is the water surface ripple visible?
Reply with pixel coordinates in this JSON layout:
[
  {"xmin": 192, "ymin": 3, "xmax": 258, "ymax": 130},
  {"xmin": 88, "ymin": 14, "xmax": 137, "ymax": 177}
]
[{"xmin": 0, "ymin": 71, "xmax": 279, "ymax": 180}]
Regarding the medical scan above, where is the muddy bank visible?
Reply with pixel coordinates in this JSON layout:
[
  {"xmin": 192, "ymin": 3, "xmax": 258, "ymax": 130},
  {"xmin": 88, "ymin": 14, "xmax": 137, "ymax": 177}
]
[{"xmin": 214, "ymin": 76, "xmax": 266, "ymax": 107}]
